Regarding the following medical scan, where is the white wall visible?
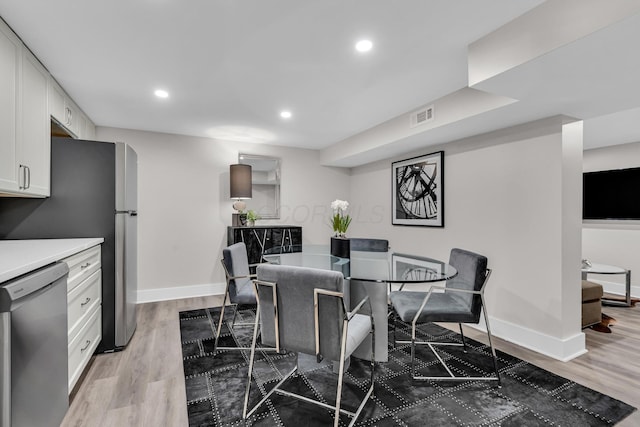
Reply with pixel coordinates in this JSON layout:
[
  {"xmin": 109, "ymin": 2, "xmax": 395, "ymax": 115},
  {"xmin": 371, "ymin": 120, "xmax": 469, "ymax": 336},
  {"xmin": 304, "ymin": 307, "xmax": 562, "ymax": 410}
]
[
  {"xmin": 96, "ymin": 118, "xmax": 586, "ymax": 360},
  {"xmin": 348, "ymin": 117, "xmax": 585, "ymax": 360},
  {"xmin": 583, "ymin": 141, "xmax": 640, "ymax": 298},
  {"xmin": 97, "ymin": 127, "xmax": 349, "ymax": 302}
]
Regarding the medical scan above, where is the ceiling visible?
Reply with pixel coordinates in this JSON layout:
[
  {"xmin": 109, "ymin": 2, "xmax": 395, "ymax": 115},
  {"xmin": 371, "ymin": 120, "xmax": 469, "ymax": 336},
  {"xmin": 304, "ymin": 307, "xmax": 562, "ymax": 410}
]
[{"xmin": 1, "ymin": 1, "xmax": 640, "ymax": 166}]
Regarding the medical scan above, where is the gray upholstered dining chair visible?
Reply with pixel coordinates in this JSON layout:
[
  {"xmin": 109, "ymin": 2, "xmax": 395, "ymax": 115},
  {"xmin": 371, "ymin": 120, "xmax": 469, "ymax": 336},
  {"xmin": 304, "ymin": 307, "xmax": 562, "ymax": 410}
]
[
  {"xmin": 389, "ymin": 248, "xmax": 500, "ymax": 385},
  {"xmin": 349, "ymin": 237, "xmax": 391, "ymax": 361},
  {"xmin": 214, "ymin": 242, "xmax": 263, "ymax": 351},
  {"xmin": 243, "ymin": 264, "xmax": 375, "ymax": 427}
]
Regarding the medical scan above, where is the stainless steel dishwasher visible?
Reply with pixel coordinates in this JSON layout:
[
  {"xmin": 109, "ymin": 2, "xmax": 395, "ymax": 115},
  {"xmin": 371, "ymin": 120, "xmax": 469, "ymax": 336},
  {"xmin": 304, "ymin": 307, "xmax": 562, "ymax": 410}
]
[{"xmin": 0, "ymin": 262, "xmax": 69, "ymax": 427}]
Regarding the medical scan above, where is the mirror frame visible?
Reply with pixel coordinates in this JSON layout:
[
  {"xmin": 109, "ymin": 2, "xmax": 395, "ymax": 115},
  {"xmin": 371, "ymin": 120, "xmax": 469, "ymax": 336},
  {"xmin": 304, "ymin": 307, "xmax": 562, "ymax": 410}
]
[{"xmin": 239, "ymin": 153, "xmax": 281, "ymax": 219}]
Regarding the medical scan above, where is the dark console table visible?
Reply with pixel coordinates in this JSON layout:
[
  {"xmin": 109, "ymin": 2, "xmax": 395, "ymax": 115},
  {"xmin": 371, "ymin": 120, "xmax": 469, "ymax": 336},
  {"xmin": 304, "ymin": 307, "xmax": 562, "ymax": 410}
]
[{"xmin": 227, "ymin": 225, "xmax": 302, "ymax": 265}]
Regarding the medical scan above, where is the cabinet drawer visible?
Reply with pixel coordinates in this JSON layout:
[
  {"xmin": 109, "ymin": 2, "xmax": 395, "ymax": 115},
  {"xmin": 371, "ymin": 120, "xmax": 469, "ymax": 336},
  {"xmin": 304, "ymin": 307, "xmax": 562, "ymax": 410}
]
[
  {"xmin": 68, "ymin": 269, "xmax": 101, "ymax": 340},
  {"xmin": 68, "ymin": 305, "xmax": 101, "ymax": 393},
  {"xmin": 64, "ymin": 245, "xmax": 101, "ymax": 292}
]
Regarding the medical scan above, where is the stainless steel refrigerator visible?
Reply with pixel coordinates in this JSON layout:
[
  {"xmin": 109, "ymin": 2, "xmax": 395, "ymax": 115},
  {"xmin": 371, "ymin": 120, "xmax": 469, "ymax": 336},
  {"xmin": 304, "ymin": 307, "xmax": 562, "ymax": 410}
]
[{"xmin": 0, "ymin": 137, "xmax": 138, "ymax": 352}]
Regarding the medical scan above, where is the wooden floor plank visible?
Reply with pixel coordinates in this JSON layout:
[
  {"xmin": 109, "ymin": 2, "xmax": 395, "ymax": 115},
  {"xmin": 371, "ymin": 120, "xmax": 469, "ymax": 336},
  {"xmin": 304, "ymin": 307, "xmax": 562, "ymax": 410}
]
[{"xmin": 62, "ymin": 295, "xmax": 638, "ymax": 426}]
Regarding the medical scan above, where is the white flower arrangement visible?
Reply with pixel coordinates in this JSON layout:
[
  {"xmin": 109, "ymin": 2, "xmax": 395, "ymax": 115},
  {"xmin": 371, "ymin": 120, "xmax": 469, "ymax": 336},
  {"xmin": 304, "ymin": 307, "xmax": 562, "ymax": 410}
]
[{"xmin": 330, "ymin": 199, "xmax": 352, "ymax": 237}]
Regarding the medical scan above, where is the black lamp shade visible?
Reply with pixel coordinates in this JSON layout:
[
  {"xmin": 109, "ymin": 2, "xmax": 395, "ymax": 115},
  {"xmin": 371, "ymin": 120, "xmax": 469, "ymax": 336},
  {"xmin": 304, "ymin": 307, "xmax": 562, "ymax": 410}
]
[{"xmin": 230, "ymin": 164, "xmax": 252, "ymax": 199}]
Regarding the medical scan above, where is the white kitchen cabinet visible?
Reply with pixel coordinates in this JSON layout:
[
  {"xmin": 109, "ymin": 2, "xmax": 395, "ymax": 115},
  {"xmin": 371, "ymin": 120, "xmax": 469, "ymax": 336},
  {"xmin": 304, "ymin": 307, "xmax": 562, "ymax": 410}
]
[
  {"xmin": 0, "ymin": 19, "xmax": 21, "ymax": 194},
  {"xmin": 48, "ymin": 78, "xmax": 66, "ymax": 125},
  {"xmin": 65, "ymin": 244, "xmax": 101, "ymax": 291},
  {"xmin": 19, "ymin": 49, "xmax": 51, "ymax": 196},
  {"xmin": 49, "ymin": 77, "xmax": 96, "ymax": 140},
  {"xmin": 65, "ymin": 97, "xmax": 80, "ymax": 137},
  {"xmin": 49, "ymin": 78, "xmax": 79, "ymax": 137},
  {"xmin": 0, "ymin": 18, "xmax": 50, "ymax": 197},
  {"xmin": 71, "ymin": 104, "xmax": 96, "ymax": 140},
  {"xmin": 84, "ymin": 117, "xmax": 96, "ymax": 140},
  {"xmin": 62, "ymin": 244, "xmax": 102, "ymax": 393},
  {"xmin": 75, "ymin": 109, "xmax": 86, "ymax": 138},
  {"xmin": 68, "ymin": 306, "xmax": 101, "ymax": 392}
]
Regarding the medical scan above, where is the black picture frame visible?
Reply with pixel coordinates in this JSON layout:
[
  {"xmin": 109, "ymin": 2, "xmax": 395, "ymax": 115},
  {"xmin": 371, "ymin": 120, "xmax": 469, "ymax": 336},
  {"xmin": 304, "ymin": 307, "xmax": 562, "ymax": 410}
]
[{"xmin": 392, "ymin": 151, "xmax": 444, "ymax": 227}]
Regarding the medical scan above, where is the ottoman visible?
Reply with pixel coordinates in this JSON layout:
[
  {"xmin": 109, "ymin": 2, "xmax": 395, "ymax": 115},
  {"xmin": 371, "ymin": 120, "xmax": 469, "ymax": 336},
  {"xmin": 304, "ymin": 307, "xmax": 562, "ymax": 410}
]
[{"xmin": 582, "ymin": 280, "xmax": 603, "ymax": 328}]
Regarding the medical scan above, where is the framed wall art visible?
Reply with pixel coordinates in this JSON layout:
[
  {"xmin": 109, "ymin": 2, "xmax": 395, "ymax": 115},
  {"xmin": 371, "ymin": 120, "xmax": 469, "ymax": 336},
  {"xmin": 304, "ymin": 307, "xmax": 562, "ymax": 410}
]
[{"xmin": 392, "ymin": 151, "xmax": 444, "ymax": 227}]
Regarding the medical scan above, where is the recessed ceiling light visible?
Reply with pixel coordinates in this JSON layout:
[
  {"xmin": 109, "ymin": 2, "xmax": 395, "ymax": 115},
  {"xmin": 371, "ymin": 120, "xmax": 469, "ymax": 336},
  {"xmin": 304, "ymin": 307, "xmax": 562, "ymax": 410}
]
[
  {"xmin": 154, "ymin": 89, "xmax": 169, "ymax": 98},
  {"xmin": 355, "ymin": 39, "xmax": 373, "ymax": 53},
  {"xmin": 280, "ymin": 110, "xmax": 292, "ymax": 119}
]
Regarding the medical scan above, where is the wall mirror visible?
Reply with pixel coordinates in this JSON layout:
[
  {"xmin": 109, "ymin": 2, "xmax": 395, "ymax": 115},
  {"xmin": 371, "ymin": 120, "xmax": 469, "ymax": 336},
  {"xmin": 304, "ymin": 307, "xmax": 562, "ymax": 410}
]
[{"xmin": 239, "ymin": 154, "xmax": 280, "ymax": 219}]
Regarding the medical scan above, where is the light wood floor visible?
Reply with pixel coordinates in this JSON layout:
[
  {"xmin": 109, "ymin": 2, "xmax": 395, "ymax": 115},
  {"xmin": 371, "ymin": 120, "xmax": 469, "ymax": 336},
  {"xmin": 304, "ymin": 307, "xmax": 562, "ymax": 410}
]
[{"xmin": 61, "ymin": 297, "xmax": 639, "ymax": 426}]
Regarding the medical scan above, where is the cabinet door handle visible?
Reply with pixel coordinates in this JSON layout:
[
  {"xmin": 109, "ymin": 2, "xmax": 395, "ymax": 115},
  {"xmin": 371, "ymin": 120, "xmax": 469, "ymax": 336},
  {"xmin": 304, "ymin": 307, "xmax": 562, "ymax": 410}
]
[
  {"xmin": 80, "ymin": 340, "xmax": 91, "ymax": 353},
  {"xmin": 18, "ymin": 165, "xmax": 26, "ymax": 189},
  {"xmin": 25, "ymin": 166, "xmax": 30, "ymax": 189},
  {"xmin": 80, "ymin": 262, "xmax": 91, "ymax": 269},
  {"xmin": 81, "ymin": 297, "xmax": 91, "ymax": 307}
]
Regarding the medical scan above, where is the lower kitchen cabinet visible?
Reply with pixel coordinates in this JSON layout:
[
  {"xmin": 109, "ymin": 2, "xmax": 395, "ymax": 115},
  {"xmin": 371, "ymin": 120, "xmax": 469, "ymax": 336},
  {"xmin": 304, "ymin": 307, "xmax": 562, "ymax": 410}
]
[
  {"xmin": 62, "ymin": 244, "xmax": 102, "ymax": 393},
  {"xmin": 68, "ymin": 306, "xmax": 101, "ymax": 391}
]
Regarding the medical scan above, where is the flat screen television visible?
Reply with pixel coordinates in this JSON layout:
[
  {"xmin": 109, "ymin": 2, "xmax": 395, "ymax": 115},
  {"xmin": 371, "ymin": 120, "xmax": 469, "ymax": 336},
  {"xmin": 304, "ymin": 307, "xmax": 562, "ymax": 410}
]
[{"xmin": 583, "ymin": 166, "xmax": 640, "ymax": 220}]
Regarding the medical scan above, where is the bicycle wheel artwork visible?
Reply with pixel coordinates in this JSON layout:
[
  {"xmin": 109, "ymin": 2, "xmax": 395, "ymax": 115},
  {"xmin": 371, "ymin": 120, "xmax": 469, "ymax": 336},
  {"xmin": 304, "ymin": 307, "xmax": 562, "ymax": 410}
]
[{"xmin": 392, "ymin": 151, "xmax": 444, "ymax": 227}]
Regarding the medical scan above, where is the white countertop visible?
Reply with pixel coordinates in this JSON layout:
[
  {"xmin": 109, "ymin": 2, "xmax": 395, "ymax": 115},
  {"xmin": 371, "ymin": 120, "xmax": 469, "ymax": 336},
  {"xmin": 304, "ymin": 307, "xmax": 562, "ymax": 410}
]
[{"xmin": 0, "ymin": 238, "xmax": 104, "ymax": 283}]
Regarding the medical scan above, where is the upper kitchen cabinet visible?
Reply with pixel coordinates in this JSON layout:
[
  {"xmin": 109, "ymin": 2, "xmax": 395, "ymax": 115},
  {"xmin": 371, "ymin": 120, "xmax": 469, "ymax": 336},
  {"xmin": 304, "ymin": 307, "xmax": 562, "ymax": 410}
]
[
  {"xmin": 0, "ymin": 18, "xmax": 50, "ymax": 197},
  {"xmin": 49, "ymin": 77, "xmax": 96, "ymax": 140},
  {"xmin": 0, "ymin": 19, "xmax": 20, "ymax": 194},
  {"xmin": 19, "ymin": 49, "xmax": 50, "ymax": 196}
]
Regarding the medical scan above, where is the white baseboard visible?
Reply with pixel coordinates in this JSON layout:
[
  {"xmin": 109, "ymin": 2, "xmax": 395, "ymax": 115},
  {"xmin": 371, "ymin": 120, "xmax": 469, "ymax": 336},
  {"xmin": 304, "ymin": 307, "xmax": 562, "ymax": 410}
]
[
  {"xmin": 136, "ymin": 282, "xmax": 226, "ymax": 304},
  {"xmin": 471, "ymin": 315, "xmax": 587, "ymax": 361},
  {"xmin": 137, "ymin": 285, "xmax": 587, "ymax": 361},
  {"xmin": 588, "ymin": 278, "xmax": 639, "ymax": 299}
]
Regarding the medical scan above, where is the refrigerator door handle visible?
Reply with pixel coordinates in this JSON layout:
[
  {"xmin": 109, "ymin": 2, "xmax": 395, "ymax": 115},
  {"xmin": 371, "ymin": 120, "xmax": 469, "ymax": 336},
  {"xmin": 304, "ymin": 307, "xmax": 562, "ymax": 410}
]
[{"xmin": 115, "ymin": 210, "xmax": 138, "ymax": 216}]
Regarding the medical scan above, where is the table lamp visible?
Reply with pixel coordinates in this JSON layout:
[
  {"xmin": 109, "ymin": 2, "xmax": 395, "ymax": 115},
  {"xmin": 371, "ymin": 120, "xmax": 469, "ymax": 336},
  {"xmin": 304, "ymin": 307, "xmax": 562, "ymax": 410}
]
[{"xmin": 230, "ymin": 164, "xmax": 252, "ymax": 226}]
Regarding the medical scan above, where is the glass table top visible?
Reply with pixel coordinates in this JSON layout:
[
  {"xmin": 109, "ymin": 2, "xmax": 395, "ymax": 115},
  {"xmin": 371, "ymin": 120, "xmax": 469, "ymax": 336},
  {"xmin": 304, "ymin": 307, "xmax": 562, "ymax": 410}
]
[
  {"xmin": 263, "ymin": 244, "xmax": 457, "ymax": 283},
  {"xmin": 581, "ymin": 261, "xmax": 627, "ymax": 274}
]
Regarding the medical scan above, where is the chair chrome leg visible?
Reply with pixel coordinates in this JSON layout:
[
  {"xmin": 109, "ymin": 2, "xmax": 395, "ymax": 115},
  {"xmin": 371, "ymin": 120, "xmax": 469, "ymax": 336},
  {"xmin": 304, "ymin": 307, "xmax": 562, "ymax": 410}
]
[
  {"xmin": 481, "ymin": 296, "xmax": 501, "ymax": 387},
  {"xmin": 391, "ymin": 312, "xmax": 397, "ymax": 349},
  {"xmin": 242, "ymin": 305, "xmax": 261, "ymax": 420},
  {"xmin": 231, "ymin": 302, "xmax": 239, "ymax": 327},
  {"xmin": 214, "ymin": 287, "xmax": 230, "ymax": 352},
  {"xmin": 459, "ymin": 323, "xmax": 467, "ymax": 353},
  {"xmin": 370, "ymin": 319, "xmax": 375, "ymax": 392},
  {"xmin": 334, "ymin": 319, "xmax": 349, "ymax": 427},
  {"xmin": 410, "ymin": 321, "xmax": 417, "ymax": 379}
]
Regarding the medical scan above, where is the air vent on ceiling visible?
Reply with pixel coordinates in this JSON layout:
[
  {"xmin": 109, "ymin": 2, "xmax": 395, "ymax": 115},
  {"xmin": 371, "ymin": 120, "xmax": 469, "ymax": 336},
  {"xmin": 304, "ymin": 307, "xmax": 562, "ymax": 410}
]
[{"xmin": 409, "ymin": 104, "xmax": 434, "ymax": 128}]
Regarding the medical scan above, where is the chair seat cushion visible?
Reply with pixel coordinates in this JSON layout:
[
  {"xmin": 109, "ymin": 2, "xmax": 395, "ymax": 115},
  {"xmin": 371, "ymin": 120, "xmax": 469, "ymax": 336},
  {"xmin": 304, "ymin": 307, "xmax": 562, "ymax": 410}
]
[
  {"xmin": 345, "ymin": 313, "xmax": 372, "ymax": 358},
  {"xmin": 234, "ymin": 277, "xmax": 257, "ymax": 305},
  {"xmin": 390, "ymin": 291, "xmax": 479, "ymax": 324},
  {"xmin": 582, "ymin": 280, "xmax": 603, "ymax": 302}
]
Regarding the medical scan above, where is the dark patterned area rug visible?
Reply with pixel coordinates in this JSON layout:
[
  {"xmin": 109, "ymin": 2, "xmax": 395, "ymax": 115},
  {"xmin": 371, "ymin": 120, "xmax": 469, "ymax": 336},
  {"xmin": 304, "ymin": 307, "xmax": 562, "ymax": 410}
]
[{"xmin": 180, "ymin": 306, "xmax": 635, "ymax": 426}]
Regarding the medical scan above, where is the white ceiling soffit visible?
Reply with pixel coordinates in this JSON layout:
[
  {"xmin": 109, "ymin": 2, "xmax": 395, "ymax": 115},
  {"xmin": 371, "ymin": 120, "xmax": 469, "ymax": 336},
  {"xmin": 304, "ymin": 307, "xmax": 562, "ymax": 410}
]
[
  {"xmin": 584, "ymin": 107, "xmax": 640, "ymax": 150},
  {"xmin": 467, "ymin": 0, "xmax": 640, "ymax": 86},
  {"xmin": 470, "ymin": 1, "xmax": 640, "ymax": 119},
  {"xmin": 322, "ymin": 0, "xmax": 640, "ymax": 167},
  {"xmin": 320, "ymin": 87, "xmax": 517, "ymax": 167}
]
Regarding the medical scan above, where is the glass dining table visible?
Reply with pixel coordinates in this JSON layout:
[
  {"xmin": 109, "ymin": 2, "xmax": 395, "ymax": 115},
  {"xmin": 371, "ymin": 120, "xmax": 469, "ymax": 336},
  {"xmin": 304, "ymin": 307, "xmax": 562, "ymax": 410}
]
[{"xmin": 262, "ymin": 244, "xmax": 457, "ymax": 362}]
